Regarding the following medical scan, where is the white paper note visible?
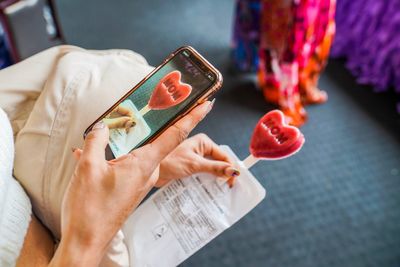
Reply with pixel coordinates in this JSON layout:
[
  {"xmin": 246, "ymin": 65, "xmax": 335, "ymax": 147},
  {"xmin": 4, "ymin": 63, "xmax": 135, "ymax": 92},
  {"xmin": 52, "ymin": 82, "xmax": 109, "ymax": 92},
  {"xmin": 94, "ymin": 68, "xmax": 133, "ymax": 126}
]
[{"xmin": 122, "ymin": 145, "xmax": 266, "ymax": 267}]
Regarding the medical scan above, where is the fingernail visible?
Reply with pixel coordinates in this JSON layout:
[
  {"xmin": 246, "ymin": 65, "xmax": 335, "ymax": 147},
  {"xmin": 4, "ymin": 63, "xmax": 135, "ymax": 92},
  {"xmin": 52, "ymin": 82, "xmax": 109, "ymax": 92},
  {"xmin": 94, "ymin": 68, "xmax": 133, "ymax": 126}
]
[
  {"xmin": 225, "ymin": 167, "xmax": 240, "ymax": 177},
  {"xmin": 227, "ymin": 177, "xmax": 235, "ymax": 188},
  {"xmin": 207, "ymin": 98, "xmax": 216, "ymax": 113},
  {"xmin": 92, "ymin": 121, "xmax": 105, "ymax": 130}
]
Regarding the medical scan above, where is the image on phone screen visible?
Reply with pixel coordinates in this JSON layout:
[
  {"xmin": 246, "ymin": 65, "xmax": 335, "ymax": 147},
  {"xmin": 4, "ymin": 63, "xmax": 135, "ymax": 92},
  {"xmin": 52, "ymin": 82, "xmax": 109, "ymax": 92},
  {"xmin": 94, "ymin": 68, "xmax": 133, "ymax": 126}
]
[{"xmin": 102, "ymin": 50, "xmax": 217, "ymax": 158}]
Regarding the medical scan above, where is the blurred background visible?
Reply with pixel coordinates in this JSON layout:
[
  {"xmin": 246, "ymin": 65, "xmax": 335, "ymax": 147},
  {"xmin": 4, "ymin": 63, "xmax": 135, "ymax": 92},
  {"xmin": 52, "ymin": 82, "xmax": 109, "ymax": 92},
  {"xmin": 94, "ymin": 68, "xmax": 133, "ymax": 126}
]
[{"xmin": 1, "ymin": 0, "xmax": 399, "ymax": 266}]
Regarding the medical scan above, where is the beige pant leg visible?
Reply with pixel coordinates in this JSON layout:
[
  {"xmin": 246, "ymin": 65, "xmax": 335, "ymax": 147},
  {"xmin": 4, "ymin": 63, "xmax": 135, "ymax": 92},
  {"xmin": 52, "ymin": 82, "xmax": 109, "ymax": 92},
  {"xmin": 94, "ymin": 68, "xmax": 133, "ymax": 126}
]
[
  {"xmin": 0, "ymin": 45, "xmax": 84, "ymax": 136},
  {"xmin": 0, "ymin": 45, "xmax": 153, "ymax": 267}
]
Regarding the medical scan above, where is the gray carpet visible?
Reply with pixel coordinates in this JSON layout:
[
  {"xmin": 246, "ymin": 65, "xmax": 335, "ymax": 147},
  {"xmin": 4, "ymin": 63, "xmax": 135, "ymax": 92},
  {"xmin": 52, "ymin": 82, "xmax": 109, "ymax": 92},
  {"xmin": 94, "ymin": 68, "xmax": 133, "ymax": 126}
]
[{"xmin": 56, "ymin": 0, "xmax": 400, "ymax": 266}]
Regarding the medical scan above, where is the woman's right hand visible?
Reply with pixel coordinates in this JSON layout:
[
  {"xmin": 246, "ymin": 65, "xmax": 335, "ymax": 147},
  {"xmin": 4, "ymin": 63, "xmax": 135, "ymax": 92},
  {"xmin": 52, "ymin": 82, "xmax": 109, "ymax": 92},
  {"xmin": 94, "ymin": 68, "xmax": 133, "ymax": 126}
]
[{"xmin": 49, "ymin": 101, "xmax": 213, "ymax": 267}]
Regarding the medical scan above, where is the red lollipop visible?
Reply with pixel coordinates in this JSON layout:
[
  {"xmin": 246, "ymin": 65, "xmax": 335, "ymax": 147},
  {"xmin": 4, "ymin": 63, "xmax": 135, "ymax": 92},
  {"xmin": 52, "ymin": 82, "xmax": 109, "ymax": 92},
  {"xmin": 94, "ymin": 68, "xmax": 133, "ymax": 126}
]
[
  {"xmin": 243, "ymin": 110, "xmax": 305, "ymax": 168},
  {"xmin": 140, "ymin": 71, "xmax": 192, "ymax": 115}
]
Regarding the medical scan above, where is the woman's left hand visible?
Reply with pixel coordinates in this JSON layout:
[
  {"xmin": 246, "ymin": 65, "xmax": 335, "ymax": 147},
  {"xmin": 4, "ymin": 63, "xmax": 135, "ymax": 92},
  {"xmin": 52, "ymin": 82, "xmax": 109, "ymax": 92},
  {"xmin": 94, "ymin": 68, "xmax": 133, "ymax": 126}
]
[{"xmin": 156, "ymin": 133, "xmax": 240, "ymax": 188}]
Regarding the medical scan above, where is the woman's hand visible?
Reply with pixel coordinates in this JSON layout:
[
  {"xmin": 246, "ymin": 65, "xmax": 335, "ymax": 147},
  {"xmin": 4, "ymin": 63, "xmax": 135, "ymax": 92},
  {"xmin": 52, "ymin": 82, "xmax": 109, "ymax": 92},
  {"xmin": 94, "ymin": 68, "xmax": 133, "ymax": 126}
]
[
  {"xmin": 103, "ymin": 104, "xmax": 136, "ymax": 133},
  {"xmin": 156, "ymin": 133, "xmax": 240, "ymax": 188},
  {"xmin": 49, "ymin": 101, "xmax": 213, "ymax": 267}
]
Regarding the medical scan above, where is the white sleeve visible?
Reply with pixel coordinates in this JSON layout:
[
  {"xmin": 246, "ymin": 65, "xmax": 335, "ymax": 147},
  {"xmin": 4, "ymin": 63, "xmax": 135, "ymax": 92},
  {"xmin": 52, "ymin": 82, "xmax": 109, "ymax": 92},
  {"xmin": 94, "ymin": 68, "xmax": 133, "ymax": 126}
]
[{"xmin": 0, "ymin": 108, "xmax": 32, "ymax": 267}]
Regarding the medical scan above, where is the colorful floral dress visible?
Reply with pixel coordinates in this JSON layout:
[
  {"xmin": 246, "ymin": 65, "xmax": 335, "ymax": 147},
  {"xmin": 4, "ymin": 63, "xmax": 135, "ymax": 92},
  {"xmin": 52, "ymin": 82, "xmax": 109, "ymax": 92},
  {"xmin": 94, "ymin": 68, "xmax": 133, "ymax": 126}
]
[{"xmin": 232, "ymin": 0, "xmax": 336, "ymax": 126}]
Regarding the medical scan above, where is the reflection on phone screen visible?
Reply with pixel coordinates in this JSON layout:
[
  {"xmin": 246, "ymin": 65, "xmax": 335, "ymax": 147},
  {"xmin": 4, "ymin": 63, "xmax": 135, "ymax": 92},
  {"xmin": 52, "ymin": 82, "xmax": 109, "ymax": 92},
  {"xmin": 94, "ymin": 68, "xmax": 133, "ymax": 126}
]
[{"xmin": 102, "ymin": 50, "xmax": 216, "ymax": 157}]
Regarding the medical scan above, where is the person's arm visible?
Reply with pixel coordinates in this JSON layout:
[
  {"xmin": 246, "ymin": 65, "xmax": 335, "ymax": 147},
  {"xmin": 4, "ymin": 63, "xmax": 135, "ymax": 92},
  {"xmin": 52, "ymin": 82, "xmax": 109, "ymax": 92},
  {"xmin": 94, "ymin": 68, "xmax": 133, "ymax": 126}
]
[
  {"xmin": 48, "ymin": 234, "xmax": 104, "ymax": 267},
  {"xmin": 16, "ymin": 215, "xmax": 104, "ymax": 267},
  {"xmin": 17, "ymin": 100, "xmax": 237, "ymax": 267},
  {"xmin": 19, "ymin": 101, "xmax": 213, "ymax": 267},
  {"xmin": 16, "ymin": 216, "xmax": 55, "ymax": 267}
]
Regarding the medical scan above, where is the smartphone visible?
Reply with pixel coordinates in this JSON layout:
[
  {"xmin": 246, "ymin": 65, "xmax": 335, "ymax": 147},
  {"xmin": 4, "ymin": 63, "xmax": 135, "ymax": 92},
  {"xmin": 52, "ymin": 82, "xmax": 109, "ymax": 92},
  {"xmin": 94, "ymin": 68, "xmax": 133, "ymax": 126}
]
[{"xmin": 84, "ymin": 46, "xmax": 223, "ymax": 159}]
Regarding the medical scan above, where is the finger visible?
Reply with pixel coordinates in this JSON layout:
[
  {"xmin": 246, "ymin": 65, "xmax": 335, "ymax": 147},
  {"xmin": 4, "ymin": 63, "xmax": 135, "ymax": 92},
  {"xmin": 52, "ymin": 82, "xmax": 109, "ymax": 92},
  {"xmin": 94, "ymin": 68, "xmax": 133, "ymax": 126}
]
[
  {"xmin": 135, "ymin": 101, "xmax": 213, "ymax": 163},
  {"xmin": 72, "ymin": 148, "xmax": 83, "ymax": 160},
  {"xmin": 193, "ymin": 134, "xmax": 235, "ymax": 165},
  {"xmin": 82, "ymin": 121, "xmax": 109, "ymax": 161},
  {"xmin": 117, "ymin": 105, "xmax": 134, "ymax": 117},
  {"xmin": 103, "ymin": 116, "xmax": 133, "ymax": 129},
  {"xmin": 195, "ymin": 157, "xmax": 240, "ymax": 179},
  {"xmin": 227, "ymin": 177, "xmax": 235, "ymax": 188}
]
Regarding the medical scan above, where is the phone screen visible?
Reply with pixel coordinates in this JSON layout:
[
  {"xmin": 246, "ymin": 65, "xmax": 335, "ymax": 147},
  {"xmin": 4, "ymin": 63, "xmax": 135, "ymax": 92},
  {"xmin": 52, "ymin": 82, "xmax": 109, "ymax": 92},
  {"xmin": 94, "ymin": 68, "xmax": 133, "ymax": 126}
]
[{"xmin": 102, "ymin": 49, "xmax": 217, "ymax": 158}]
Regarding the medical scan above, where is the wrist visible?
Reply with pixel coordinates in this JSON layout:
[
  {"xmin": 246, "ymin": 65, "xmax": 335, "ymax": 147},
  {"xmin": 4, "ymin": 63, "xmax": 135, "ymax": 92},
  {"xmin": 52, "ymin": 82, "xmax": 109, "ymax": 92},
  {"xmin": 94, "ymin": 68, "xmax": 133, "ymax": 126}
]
[
  {"xmin": 157, "ymin": 162, "xmax": 168, "ymax": 184},
  {"xmin": 49, "ymin": 233, "xmax": 105, "ymax": 267}
]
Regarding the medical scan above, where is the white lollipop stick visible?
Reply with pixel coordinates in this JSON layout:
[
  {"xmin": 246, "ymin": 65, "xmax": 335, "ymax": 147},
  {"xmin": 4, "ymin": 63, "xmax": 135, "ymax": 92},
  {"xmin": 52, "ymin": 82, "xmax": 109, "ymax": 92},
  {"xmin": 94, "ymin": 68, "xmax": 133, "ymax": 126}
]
[
  {"xmin": 139, "ymin": 104, "xmax": 151, "ymax": 116},
  {"xmin": 242, "ymin": 154, "xmax": 259, "ymax": 169}
]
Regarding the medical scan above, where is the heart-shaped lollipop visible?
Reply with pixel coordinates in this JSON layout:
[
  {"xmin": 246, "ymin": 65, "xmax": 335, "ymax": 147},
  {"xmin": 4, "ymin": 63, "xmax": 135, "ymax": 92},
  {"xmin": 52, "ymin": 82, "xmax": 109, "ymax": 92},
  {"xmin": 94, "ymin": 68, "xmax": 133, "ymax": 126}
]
[
  {"xmin": 243, "ymin": 110, "xmax": 305, "ymax": 168},
  {"xmin": 250, "ymin": 110, "xmax": 304, "ymax": 159},
  {"xmin": 148, "ymin": 70, "xmax": 192, "ymax": 110}
]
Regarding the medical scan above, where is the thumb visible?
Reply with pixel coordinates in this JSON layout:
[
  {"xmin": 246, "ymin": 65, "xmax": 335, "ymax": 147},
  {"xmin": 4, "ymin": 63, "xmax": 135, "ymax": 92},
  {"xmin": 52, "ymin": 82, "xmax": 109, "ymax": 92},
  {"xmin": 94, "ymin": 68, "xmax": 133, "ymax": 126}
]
[
  {"xmin": 82, "ymin": 121, "xmax": 110, "ymax": 161},
  {"xmin": 135, "ymin": 101, "xmax": 212, "ymax": 165},
  {"xmin": 196, "ymin": 157, "xmax": 240, "ymax": 179}
]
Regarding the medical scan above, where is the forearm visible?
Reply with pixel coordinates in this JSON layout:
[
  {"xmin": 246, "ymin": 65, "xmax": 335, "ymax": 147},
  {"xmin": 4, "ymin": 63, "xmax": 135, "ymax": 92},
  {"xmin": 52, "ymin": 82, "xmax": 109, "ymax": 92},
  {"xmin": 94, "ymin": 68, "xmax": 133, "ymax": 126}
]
[
  {"xmin": 16, "ymin": 216, "xmax": 55, "ymax": 267},
  {"xmin": 49, "ymin": 235, "xmax": 105, "ymax": 267},
  {"xmin": 16, "ymin": 215, "xmax": 105, "ymax": 267}
]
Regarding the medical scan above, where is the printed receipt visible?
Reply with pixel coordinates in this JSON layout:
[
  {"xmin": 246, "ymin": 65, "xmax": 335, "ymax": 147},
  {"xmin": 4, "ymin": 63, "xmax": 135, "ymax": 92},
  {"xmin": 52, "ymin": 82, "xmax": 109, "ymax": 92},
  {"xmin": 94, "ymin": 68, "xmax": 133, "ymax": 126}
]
[
  {"xmin": 122, "ymin": 146, "xmax": 266, "ymax": 267},
  {"xmin": 153, "ymin": 175, "xmax": 225, "ymax": 253}
]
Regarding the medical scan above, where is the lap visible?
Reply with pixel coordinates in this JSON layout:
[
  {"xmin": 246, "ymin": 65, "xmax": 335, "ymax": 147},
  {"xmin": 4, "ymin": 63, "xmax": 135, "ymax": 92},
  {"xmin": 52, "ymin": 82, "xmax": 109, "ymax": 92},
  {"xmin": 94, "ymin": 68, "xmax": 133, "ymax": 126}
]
[{"xmin": 3, "ymin": 46, "xmax": 153, "ymax": 238}]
